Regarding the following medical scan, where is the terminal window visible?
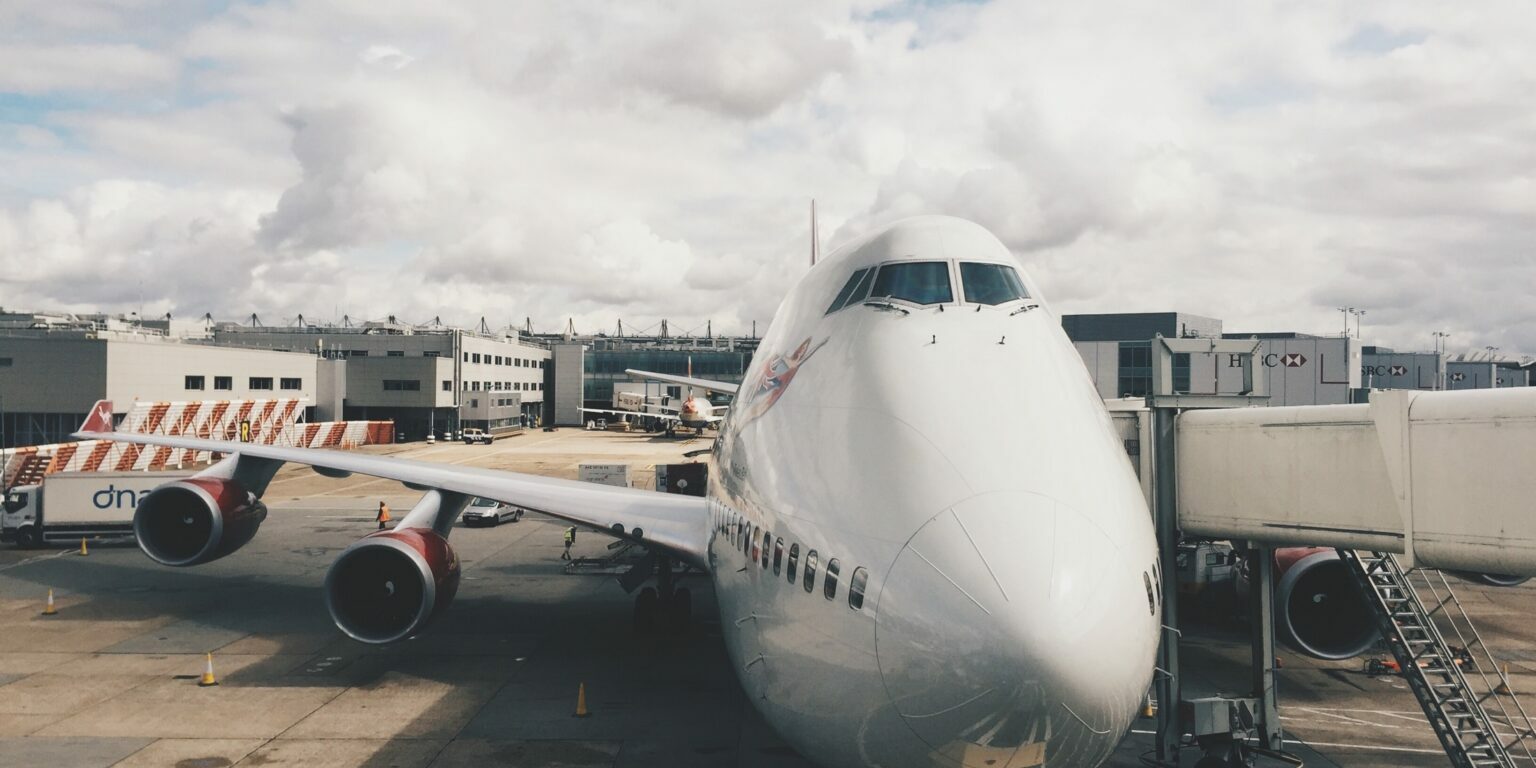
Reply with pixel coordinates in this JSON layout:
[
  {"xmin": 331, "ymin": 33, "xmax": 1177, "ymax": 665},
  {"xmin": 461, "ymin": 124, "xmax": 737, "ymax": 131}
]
[
  {"xmin": 383, "ymin": 380, "xmax": 420, "ymax": 391},
  {"xmin": 214, "ymin": 376, "xmax": 232, "ymax": 390},
  {"xmin": 185, "ymin": 375, "xmax": 205, "ymax": 390},
  {"xmin": 387, "ymin": 351, "xmax": 404, "ymax": 357},
  {"xmin": 249, "ymin": 377, "xmax": 274, "ymax": 390},
  {"xmin": 280, "ymin": 378, "xmax": 302, "ymax": 390},
  {"xmin": 442, "ymin": 380, "xmax": 452, "ymax": 391},
  {"xmin": 472, "ymin": 353, "xmax": 481, "ymax": 363},
  {"xmin": 424, "ymin": 351, "xmax": 441, "ymax": 357}
]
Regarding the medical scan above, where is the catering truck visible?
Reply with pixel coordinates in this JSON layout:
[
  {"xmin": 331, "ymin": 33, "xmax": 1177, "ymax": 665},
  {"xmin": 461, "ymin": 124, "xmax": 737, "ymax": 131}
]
[{"xmin": 2, "ymin": 471, "xmax": 191, "ymax": 548}]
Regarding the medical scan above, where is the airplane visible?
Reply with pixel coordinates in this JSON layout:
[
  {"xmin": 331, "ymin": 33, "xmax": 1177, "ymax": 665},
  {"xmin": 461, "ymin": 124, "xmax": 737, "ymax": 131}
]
[
  {"xmin": 582, "ymin": 360, "xmax": 738, "ymax": 433},
  {"xmin": 75, "ymin": 215, "xmax": 1160, "ymax": 768}
]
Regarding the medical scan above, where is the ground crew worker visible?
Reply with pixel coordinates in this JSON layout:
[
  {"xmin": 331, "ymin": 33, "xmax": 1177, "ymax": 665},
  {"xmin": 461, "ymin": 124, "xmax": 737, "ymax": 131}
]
[
  {"xmin": 376, "ymin": 501, "xmax": 391, "ymax": 530},
  {"xmin": 562, "ymin": 526, "xmax": 576, "ymax": 560}
]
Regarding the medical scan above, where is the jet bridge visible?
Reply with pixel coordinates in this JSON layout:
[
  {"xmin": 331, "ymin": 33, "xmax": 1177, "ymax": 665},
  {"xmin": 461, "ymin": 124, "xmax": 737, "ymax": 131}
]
[{"xmin": 1177, "ymin": 387, "xmax": 1536, "ymax": 575}]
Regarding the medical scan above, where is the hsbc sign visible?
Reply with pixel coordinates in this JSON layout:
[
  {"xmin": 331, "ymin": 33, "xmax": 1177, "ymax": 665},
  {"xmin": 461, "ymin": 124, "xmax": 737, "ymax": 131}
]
[{"xmin": 1227, "ymin": 353, "xmax": 1308, "ymax": 368}]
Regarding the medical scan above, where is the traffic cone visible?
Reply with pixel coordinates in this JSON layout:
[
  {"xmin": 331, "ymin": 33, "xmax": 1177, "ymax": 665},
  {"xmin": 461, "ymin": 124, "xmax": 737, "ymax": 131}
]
[
  {"xmin": 41, "ymin": 589, "xmax": 57, "ymax": 616},
  {"xmin": 1497, "ymin": 663, "xmax": 1513, "ymax": 696},
  {"xmin": 198, "ymin": 653, "xmax": 219, "ymax": 687},
  {"xmin": 79, "ymin": 538, "xmax": 88, "ymax": 556},
  {"xmin": 573, "ymin": 682, "xmax": 590, "ymax": 718}
]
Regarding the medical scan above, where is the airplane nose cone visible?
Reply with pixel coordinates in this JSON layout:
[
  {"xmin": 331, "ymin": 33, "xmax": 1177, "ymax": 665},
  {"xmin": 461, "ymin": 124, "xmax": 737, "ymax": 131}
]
[{"xmin": 875, "ymin": 493, "xmax": 1153, "ymax": 766}]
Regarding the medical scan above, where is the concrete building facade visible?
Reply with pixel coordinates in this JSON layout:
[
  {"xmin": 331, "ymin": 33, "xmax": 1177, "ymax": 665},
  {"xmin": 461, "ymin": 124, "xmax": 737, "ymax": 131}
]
[
  {"xmin": 210, "ymin": 323, "xmax": 550, "ymax": 439},
  {"xmin": 0, "ymin": 332, "xmax": 320, "ymax": 447}
]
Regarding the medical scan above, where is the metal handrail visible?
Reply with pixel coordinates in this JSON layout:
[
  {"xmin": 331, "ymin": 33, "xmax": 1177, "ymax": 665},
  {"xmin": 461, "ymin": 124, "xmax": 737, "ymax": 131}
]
[{"xmin": 1411, "ymin": 567, "xmax": 1536, "ymax": 762}]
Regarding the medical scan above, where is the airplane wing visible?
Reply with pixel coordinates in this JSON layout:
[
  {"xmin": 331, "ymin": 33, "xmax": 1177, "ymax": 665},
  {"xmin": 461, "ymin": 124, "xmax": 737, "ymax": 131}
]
[
  {"xmin": 72, "ymin": 427, "xmax": 710, "ymax": 569},
  {"xmin": 625, "ymin": 369, "xmax": 740, "ymax": 396}
]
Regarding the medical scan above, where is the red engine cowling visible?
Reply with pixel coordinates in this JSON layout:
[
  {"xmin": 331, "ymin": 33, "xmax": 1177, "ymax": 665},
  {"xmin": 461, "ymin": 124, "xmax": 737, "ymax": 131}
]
[
  {"xmin": 134, "ymin": 477, "xmax": 267, "ymax": 567},
  {"xmin": 1274, "ymin": 547, "xmax": 1379, "ymax": 660},
  {"xmin": 324, "ymin": 528, "xmax": 461, "ymax": 644}
]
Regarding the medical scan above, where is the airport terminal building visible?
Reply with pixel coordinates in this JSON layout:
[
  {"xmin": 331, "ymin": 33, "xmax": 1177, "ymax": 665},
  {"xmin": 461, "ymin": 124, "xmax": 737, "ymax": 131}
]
[
  {"xmin": 208, "ymin": 321, "xmax": 551, "ymax": 441},
  {"xmin": 0, "ymin": 326, "xmax": 326, "ymax": 448}
]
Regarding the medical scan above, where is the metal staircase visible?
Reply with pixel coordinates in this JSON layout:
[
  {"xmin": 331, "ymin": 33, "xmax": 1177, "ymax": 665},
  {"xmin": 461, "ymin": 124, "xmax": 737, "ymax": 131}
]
[{"xmin": 1339, "ymin": 550, "xmax": 1536, "ymax": 768}]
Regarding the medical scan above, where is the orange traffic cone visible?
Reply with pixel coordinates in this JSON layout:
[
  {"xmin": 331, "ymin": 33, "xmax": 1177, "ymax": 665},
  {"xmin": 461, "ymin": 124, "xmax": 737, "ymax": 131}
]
[
  {"xmin": 573, "ymin": 682, "xmax": 590, "ymax": 718},
  {"xmin": 1497, "ymin": 663, "xmax": 1514, "ymax": 696},
  {"xmin": 41, "ymin": 589, "xmax": 57, "ymax": 616},
  {"xmin": 198, "ymin": 653, "xmax": 219, "ymax": 687},
  {"xmin": 79, "ymin": 538, "xmax": 88, "ymax": 556}
]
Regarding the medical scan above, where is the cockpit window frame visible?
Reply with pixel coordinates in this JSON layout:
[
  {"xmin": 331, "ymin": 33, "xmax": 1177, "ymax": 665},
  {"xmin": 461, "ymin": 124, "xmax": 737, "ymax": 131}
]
[
  {"xmin": 866, "ymin": 260, "xmax": 955, "ymax": 307},
  {"xmin": 959, "ymin": 261, "xmax": 1030, "ymax": 307},
  {"xmin": 826, "ymin": 267, "xmax": 876, "ymax": 315}
]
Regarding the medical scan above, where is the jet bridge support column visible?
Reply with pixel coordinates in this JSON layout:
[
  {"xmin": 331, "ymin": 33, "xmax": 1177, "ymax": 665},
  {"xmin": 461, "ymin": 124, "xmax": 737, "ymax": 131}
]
[
  {"xmin": 1248, "ymin": 543, "xmax": 1281, "ymax": 752},
  {"xmin": 1153, "ymin": 404, "xmax": 1182, "ymax": 765},
  {"xmin": 1148, "ymin": 335, "xmax": 1269, "ymax": 766}
]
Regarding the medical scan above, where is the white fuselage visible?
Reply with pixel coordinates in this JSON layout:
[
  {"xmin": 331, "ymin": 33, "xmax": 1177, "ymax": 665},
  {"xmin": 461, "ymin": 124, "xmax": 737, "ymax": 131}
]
[
  {"xmin": 703, "ymin": 217, "xmax": 1160, "ymax": 768},
  {"xmin": 677, "ymin": 395, "xmax": 715, "ymax": 429}
]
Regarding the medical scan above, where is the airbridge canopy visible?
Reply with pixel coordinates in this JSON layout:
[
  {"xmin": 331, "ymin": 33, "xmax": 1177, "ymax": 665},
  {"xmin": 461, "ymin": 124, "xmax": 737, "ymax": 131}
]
[{"xmin": 1177, "ymin": 388, "xmax": 1536, "ymax": 575}]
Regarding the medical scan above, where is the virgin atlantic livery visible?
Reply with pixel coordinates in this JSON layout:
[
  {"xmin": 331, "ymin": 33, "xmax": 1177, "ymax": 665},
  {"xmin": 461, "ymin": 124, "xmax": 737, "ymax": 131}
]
[{"xmin": 76, "ymin": 216, "xmax": 1161, "ymax": 768}]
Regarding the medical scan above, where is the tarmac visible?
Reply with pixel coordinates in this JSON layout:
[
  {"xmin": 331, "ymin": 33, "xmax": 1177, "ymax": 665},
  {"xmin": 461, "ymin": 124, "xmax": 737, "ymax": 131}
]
[{"xmin": 2, "ymin": 428, "xmax": 1535, "ymax": 767}]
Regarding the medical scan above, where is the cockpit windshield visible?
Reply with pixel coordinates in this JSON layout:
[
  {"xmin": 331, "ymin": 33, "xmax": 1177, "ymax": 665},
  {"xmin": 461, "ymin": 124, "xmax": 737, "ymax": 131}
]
[
  {"xmin": 869, "ymin": 262, "xmax": 952, "ymax": 305},
  {"xmin": 959, "ymin": 262, "xmax": 1029, "ymax": 305},
  {"xmin": 826, "ymin": 267, "xmax": 877, "ymax": 314}
]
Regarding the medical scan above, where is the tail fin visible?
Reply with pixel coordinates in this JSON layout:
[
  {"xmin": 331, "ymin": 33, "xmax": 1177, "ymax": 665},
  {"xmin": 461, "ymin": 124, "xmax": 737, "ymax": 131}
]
[
  {"xmin": 810, "ymin": 199, "xmax": 820, "ymax": 266},
  {"xmin": 78, "ymin": 400, "xmax": 115, "ymax": 434}
]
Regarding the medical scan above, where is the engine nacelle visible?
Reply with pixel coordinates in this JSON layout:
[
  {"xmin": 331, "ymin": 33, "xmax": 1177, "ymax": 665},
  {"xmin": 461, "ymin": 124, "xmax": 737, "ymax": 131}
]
[
  {"xmin": 324, "ymin": 528, "xmax": 461, "ymax": 644},
  {"xmin": 134, "ymin": 477, "xmax": 267, "ymax": 567},
  {"xmin": 1274, "ymin": 548, "xmax": 1379, "ymax": 660},
  {"xmin": 1450, "ymin": 571, "xmax": 1531, "ymax": 588}
]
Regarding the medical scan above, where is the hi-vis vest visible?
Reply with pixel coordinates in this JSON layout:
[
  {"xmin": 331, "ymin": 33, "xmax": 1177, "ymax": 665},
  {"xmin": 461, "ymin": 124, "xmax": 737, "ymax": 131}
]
[{"xmin": 564, "ymin": 528, "xmax": 576, "ymax": 544}]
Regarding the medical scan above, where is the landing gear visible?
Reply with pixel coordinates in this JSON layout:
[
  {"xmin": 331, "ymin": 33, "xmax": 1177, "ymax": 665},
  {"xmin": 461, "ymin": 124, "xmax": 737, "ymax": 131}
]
[
  {"xmin": 631, "ymin": 558, "xmax": 692, "ymax": 636},
  {"xmin": 633, "ymin": 587, "xmax": 659, "ymax": 633}
]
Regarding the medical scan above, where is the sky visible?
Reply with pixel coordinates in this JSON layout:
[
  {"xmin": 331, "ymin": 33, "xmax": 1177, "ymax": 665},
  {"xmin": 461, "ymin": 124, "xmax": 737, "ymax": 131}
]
[{"xmin": 1, "ymin": 0, "xmax": 1532, "ymax": 356}]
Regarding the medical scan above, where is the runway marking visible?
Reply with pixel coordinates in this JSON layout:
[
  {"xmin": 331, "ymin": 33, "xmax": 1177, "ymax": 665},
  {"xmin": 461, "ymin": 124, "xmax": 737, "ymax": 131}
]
[
  {"xmin": 1291, "ymin": 706, "xmax": 1402, "ymax": 728},
  {"xmin": 0, "ymin": 549, "xmax": 76, "ymax": 571}
]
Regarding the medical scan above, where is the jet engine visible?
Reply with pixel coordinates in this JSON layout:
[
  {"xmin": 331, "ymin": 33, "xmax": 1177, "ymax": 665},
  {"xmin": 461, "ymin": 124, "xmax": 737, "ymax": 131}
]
[
  {"xmin": 1451, "ymin": 572, "xmax": 1531, "ymax": 588},
  {"xmin": 1274, "ymin": 548, "xmax": 1379, "ymax": 660},
  {"xmin": 324, "ymin": 528, "xmax": 461, "ymax": 644},
  {"xmin": 134, "ymin": 477, "xmax": 267, "ymax": 567}
]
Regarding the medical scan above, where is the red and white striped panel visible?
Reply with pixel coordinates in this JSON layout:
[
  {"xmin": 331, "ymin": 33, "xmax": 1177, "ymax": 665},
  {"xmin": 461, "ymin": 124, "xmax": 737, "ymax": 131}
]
[{"xmin": 7, "ymin": 420, "xmax": 395, "ymax": 480}]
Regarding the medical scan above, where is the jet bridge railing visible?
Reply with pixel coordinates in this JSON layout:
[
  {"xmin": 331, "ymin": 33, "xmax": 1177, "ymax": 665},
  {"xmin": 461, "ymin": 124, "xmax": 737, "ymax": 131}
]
[{"xmin": 1178, "ymin": 387, "xmax": 1536, "ymax": 576}]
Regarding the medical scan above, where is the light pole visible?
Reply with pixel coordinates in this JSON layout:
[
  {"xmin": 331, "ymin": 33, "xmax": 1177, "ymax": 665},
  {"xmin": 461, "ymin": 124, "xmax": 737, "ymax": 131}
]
[
  {"xmin": 1337, "ymin": 307, "xmax": 1353, "ymax": 337},
  {"xmin": 1432, "ymin": 331, "xmax": 1450, "ymax": 389},
  {"xmin": 1352, "ymin": 309, "xmax": 1366, "ymax": 339}
]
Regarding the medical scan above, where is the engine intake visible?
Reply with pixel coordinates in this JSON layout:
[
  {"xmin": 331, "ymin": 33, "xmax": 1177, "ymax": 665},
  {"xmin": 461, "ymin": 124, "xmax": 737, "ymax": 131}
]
[
  {"xmin": 134, "ymin": 478, "xmax": 267, "ymax": 567},
  {"xmin": 1275, "ymin": 548, "xmax": 1379, "ymax": 660},
  {"xmin": 324, "ymin": 528, "xmax": 460, "ymax": 644}
]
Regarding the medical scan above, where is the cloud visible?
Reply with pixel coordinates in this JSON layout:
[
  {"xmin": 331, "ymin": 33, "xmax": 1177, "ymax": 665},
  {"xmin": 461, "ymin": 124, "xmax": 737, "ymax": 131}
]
[
  {"xmin": 2, "ymin": 0, "xmax": 1536, "ymax": 358},
  {"xmin": 0, "ymin": 44, "xmax": 177, "ymax": 94}
]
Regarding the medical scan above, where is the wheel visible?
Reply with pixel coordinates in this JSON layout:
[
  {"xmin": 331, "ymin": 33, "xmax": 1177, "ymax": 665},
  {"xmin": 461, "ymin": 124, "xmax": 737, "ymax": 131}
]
[
  {"xmin": 669, "ymin": 587, "xmax": 692, "ymax": 634},
  {"xmin": 15, "ymin": 526, "xmax": 40, "ymax": 549},
  {"xmin": 634, "ymin": 587, "xmax": 659, "ymax": 634}
]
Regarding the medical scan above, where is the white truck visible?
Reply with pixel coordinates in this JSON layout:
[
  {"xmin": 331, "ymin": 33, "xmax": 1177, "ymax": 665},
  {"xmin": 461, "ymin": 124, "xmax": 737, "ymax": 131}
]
[{"xmin": 2, "ymin": 470, "xmax": 191, "ymax": 548}]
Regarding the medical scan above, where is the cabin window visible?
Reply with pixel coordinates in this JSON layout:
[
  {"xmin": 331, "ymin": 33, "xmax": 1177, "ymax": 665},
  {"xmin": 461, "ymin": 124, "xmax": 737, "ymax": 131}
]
[
  {"xmin": 869, "ymin": 261, "xmax": 952, "ymax": 305},
  {"xmin": 826, "ymin": 268, "xmax": 872, "ymax": 314},
  {"xmin": 959, "ymin": 262, "xmax": 1030, "ymax": 305},
  {"xmin": 803, "ymin": 550, "xmax": 819, "ymax": 593},
  {"xmin": 773, "ymin": 538, "xmax": 784, "ymax": 575},
  {"xmin": 787, "ymin": 544, "xmax": 800, "ymax": 583},
  {"xmin": 749, "ymin": 525, "xmax": 758, "ymax": 557},
  {"xmin": 761, "ymin": 532, "xmax": 772, "ymax": 569},
  {"xmin": 849, "ymin": 567, "xmax": 869, "ymax": 610},
  {"xmin": 1143, "ymin": 572, "xmax": 1156, "ymax": 615},
  {"xmin": 824, "ymin": 558, "xmax": 841, "ymax": 600}
]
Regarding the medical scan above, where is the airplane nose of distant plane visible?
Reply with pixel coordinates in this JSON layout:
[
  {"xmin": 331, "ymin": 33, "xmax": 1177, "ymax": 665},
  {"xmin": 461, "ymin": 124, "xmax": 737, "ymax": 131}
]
[{"xmin": 875, "ymin": 493, "xmax": 1153, "ymax": 766}]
